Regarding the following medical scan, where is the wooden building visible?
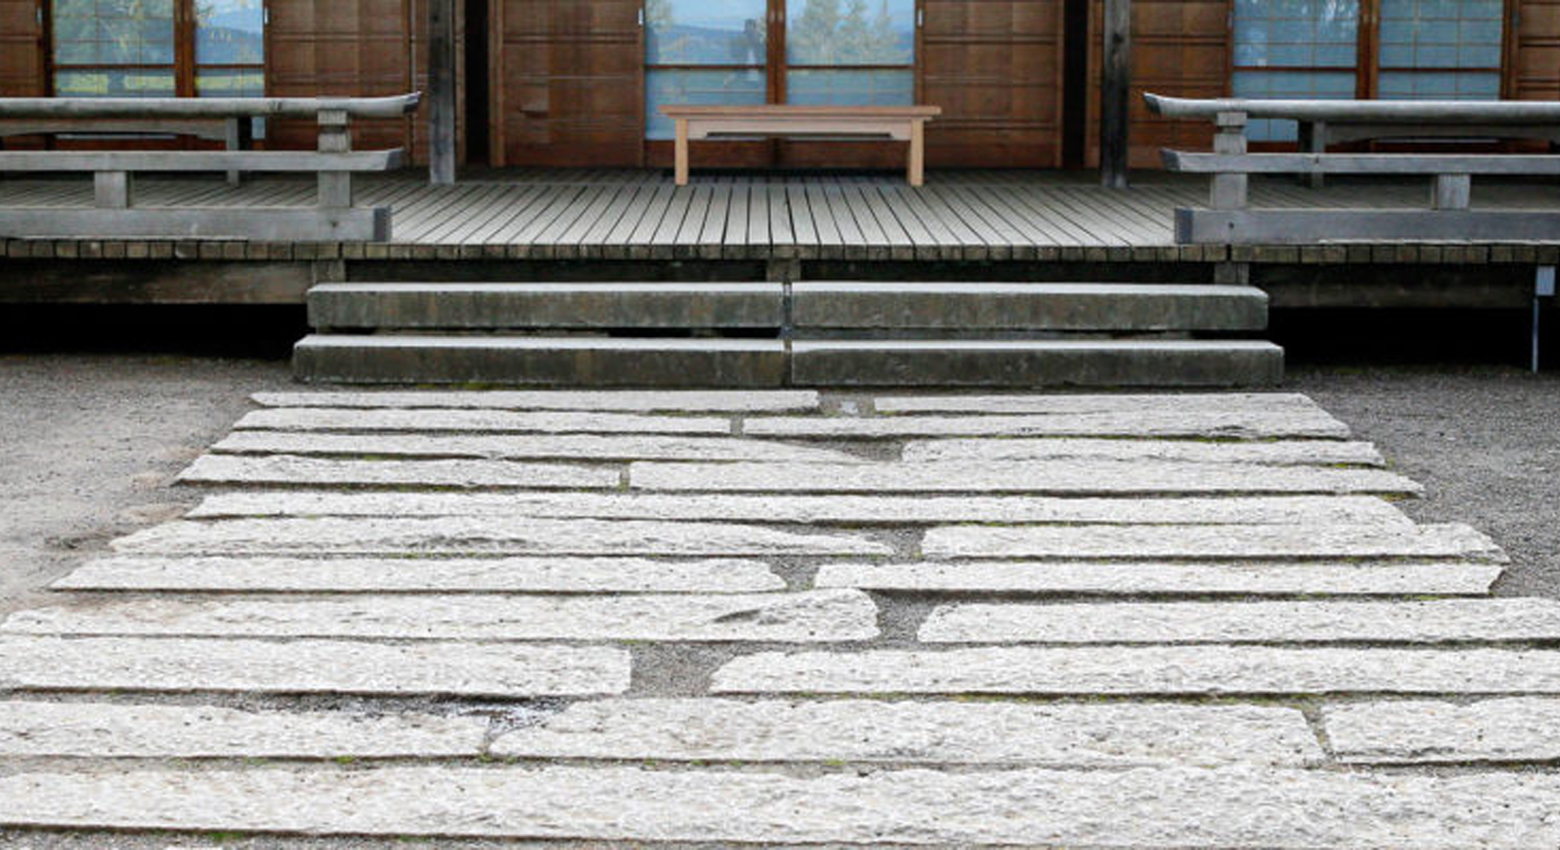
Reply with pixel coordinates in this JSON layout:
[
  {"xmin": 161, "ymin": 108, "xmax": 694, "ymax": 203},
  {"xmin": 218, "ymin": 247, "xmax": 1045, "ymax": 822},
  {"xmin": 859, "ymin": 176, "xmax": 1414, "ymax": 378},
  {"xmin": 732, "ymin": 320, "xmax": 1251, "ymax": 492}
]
[{"xmin": 2, "ymin": 0, "xmax": 1557, "ymax": 171}]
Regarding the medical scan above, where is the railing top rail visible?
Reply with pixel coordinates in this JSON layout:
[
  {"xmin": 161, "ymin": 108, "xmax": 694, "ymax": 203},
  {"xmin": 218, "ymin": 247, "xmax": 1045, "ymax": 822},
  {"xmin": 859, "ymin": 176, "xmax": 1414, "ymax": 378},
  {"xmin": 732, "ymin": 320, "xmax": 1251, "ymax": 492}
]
[
  {"xmin": 1145, "ymin": 93, "xmax": 1560, "ymax": 123},
  {"xmin": 0, "ymin": 93, "xmax": 421, "ymax": 121}
]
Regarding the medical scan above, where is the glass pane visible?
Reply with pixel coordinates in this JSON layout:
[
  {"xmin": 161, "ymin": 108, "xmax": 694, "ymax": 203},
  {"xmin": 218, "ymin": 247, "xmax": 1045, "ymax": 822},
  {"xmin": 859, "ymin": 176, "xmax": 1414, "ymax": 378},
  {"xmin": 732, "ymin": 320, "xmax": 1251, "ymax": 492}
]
[
  {"xmin": 1233, "ymin": 69, "xmax": 1357, "ymax": 141},
  {"xmin": 646, "ymin": 0, "xmax": 768, "ymax": 65},
  {"xmin": 196, "ymin": 67, "xmax": 264, "ymax": 98},
  {"xmin": 787, "ymin": 0, "xmax": 915, "ymax": 66},
  {"xmin": 1378, "ymin": 70, "xmax": 1501, "ymax": 99},
  {"xmin": 196, "ymin": 0, "xmax": 265, "ymax": 65},
  {"xmin": 646, "ymin": 68, "xmax": 767, "ymax": 139},
  {"xmin": 1233, "ymin": 0, "xmax": 1359, "ymax": 68},
  {"xmin": 54, "ymin": 68, "xmax": 176, "ymax": 98},
  {"xmin": 1379, "ymin": 0, "xmax": 1502, "ymax": 72},
  {"xmin": 53, "ymin": 0, "xmax": 176, "ymax": 69},
  {"xmin": 786, "ymin": 68, "xmax": 912, "ymax": 105}
]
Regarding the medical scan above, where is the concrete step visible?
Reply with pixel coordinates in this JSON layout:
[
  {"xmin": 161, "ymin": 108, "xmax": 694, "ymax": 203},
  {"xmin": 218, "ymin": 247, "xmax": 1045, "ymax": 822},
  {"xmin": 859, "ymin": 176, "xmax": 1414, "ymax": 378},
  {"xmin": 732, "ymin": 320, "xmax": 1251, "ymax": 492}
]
[
  {"xmin": 295, "ymin": 335, "xmax": 1281, "ymax": 388},
  {"xmin": 792, "ymin": 340, "xmax": 1284, "ymax": 387},
  {"xmin": 307, "ymin": 283, "xmax": 784, "ymax": 330},
  {"xmin": 792, "ymin": 282, "xmax": 1269, "ymax": 332},
  {"xmin": 293, "ymin": 336, "xmax": 787, "ymax": 387}
]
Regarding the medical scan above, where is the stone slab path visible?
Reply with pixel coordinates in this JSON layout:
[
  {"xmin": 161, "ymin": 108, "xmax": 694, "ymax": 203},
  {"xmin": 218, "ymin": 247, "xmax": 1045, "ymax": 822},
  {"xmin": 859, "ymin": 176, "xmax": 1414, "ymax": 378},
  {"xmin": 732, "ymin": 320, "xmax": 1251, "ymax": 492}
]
[{"xmin": 1, "ymin": 389, "xmax": 1556, "ymax": 847}]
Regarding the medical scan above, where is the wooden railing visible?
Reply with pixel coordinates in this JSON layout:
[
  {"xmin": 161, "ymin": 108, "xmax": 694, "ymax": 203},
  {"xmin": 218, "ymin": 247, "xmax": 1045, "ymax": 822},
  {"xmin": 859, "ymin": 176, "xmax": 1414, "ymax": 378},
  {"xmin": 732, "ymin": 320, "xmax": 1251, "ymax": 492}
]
[
  {"xmin": 1146, "ymin": 94, "xmax": 1560, "ymax": 245},
  {"xmin": 0, "ymin": 94, "xmax": 420, "ymax": 241}
]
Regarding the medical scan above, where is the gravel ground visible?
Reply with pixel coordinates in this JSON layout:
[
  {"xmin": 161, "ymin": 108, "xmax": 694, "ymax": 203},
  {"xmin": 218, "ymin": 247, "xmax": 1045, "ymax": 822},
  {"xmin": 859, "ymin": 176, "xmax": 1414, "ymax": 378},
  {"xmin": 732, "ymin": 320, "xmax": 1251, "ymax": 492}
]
[{"xmin": 0, "ymin": 353, "xmax": 1555, "ymax": 849}]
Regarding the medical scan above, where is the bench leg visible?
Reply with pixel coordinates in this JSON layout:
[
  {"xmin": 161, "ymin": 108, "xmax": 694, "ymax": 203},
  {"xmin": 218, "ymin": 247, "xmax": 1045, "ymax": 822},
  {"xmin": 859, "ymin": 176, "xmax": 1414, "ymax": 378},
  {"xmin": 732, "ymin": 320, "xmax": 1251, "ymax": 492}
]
[
  {"xmin": 908, "ymin": 119, "xmax": 925, "ymax": 187},
  {"xmin": 674, "ymin": 118, "xmax": 690, "ymax": 186}
]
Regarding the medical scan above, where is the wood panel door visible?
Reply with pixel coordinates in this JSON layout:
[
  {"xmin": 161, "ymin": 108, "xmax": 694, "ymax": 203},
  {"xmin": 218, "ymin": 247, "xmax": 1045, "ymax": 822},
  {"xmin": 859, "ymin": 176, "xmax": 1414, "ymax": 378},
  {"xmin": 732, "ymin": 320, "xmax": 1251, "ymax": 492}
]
[
  {"xmin": 1086, "ymin": 0, "xmax": 1229, "ymax": 168},
  {"xmin": 1512, "ymin": 0, "xmax": 1560, "ymax": 100},
  {"xmin": 0, "ymin": 0, "xmax": 44, "ymax": 97},
  {"xmin": 492, "ymin": 0, "xmax": 643, "ymax": 167},
  {"xmin": 920, "ymin": 0, "xmax": 1066, "ymax": 168}
]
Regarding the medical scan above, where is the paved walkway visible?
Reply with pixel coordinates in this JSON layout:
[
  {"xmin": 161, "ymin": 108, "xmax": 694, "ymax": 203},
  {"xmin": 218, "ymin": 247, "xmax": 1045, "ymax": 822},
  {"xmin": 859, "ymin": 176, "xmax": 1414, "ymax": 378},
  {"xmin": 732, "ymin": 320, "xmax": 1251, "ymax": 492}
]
[{"xmin": 0, "ymin": 390, "xmax": 1555, "ymax": 846}]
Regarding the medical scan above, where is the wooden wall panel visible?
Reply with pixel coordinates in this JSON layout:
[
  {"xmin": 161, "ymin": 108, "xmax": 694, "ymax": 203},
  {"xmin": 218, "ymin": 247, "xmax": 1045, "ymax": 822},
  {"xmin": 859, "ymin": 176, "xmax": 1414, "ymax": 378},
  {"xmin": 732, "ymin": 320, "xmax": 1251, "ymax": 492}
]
[
  {"xmin": 1513, "ymin": 0, "xmax": 1560, "ymax": 101},
  {"xmin": 1087, "ymin": 0, "xmax": 1229, "ymax": 168},
  {"xmin": 492, "ymin": 0, "xmax": 642, "ymax": 167},
  {"xmin": 921, "ymin": 0, "xmax": 1065, "ymax": 168},
  {"xmin": 0, "ymin": 0, "xmax": 44, "ymax": 97}
]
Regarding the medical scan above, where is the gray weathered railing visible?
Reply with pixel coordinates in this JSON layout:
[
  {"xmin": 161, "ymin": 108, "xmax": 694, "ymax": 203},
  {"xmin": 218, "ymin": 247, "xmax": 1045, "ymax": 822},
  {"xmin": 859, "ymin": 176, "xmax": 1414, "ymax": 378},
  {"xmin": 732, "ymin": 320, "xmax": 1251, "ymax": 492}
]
[
  {"xmin": 1146, "ymin": 93, "xmax": 1560, "ymax": 245},
  {"xmin": 0, "ymin": 93, "xmax": 420, "ymax": 241}
]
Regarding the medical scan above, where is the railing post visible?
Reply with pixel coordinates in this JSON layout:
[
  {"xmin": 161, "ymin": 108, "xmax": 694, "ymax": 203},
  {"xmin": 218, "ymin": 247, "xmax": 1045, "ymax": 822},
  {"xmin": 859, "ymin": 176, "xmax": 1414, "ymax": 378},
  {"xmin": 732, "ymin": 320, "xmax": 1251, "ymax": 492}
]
[
  {"xmin": 317, "ymin": 105, "xmax": 352, "ymax": 210},
  {"xmin": 1210, "ymin": 110, "xmax": 1248, "ymax": 210},
  {"xmin": 93, "ymin": 171, "xmax": 133, "ymax": 208},
  {"xmin": 1432, "ymin": 174, "xmax": 1471, "ymax": 210}
]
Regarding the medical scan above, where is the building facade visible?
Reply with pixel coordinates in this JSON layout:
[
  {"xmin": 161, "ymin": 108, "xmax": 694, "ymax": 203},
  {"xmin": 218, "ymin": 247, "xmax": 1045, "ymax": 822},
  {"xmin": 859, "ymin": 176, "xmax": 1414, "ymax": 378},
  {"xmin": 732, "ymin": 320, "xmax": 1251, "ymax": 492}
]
[{"xmin": 1, "ymin": 0, "xmax": 1556, "ymax": 168}]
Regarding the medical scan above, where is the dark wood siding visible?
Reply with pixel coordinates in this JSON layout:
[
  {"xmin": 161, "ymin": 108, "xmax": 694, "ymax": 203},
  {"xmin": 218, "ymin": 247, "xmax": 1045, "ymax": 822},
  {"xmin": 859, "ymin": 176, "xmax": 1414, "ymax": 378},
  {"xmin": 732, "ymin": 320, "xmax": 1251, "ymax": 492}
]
[
  {"xmin": 921, "ymin": 0, "xmax": 1066, "ymax": 168},
  {"xmin": 0, "ymin": 0, "xmax": 43, "ymax": 97},
  {"xmin": 1514, "ymin": 0, "xmax": 1560, "ymax": 101},
  {"xmin": 492, "ymin": 0, "xmax": 642, "ymax": 167}
]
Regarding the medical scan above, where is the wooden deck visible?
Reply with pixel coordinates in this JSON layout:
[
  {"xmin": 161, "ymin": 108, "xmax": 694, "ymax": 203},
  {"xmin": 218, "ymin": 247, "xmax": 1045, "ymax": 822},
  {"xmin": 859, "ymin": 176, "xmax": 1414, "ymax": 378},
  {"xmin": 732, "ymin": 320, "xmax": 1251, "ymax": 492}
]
[{"xmin": 1, "ymin": 170, "xmax": 1557, "ymax": 263}]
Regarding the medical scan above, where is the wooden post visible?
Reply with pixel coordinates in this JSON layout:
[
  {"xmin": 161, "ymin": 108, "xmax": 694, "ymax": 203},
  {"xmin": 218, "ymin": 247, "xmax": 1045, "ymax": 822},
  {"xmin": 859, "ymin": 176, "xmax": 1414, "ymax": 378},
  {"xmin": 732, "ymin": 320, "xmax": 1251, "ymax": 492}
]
[
  {"xmin": 1100, "ymin": 0, "xmax": 1131, "ymax": 189},
  {"xmin": 428, "ymin": 0, "xmax": 457, "ymax": 186},
  {"xmin": 317, "ymin": 107, "xmax": 353, "ymax": 209},
  {"xmin": 908, "ymin": 118, "xmax": 925, "ymax": 187},
  {"xmin": 674, "ymin": 118, "xmax": 690, "ymax": 186}
]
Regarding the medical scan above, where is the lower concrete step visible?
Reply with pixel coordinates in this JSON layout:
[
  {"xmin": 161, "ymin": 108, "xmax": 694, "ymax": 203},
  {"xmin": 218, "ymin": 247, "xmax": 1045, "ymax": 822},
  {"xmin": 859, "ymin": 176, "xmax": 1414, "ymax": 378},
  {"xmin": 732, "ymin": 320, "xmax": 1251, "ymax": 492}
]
[
  {"xmin": 308, "ymin": 283, "xmax": 784, "ymax": 331},
  {"xmin": 293, "ymin": 336, "xmax": 786, "ymax": 387},
  {"xmin": 792, "ymin": 283, "xmax": 1269, "ymax": 332},
  {"xmin": 791, "ymin": 340, "xmax": 1285, "ymax": 388},
  {"xmin": 294, "ymin": 336, "xmax": 1282, "ymax": 388}
]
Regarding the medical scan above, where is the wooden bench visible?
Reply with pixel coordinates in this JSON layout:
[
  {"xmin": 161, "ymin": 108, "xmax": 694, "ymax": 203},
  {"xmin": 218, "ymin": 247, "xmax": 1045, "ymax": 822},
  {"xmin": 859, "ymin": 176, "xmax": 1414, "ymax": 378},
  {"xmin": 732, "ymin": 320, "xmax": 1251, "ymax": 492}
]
[
  {"xmin": 660, "ymin": 105, "xmax": 941, "ymax": 187},
  {"xmin": 0, "ymin": 94, "xmax": 419, "ymax": 241}
]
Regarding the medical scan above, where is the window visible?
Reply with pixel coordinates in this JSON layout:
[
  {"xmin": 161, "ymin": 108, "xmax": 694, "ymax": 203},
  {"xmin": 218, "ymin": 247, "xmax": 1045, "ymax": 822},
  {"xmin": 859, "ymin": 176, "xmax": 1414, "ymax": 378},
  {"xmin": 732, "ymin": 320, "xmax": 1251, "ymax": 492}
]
[
  {"xmin": 644, "ymin": 0, "xmax": 918, "ymax": 140},
  {"xmin": 1233, "ymin": 0, "xmax": 1506, "ymax": 142},
  {"xmin": 52, "ymin": 0, "xmax": 264, "ymax": 98}
]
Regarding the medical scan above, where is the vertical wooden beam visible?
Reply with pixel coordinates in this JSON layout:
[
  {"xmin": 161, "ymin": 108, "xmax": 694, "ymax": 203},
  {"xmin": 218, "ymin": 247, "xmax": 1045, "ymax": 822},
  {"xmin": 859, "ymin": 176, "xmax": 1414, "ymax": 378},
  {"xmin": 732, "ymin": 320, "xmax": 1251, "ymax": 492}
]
[
  {"xmin": 428, "ymin": 0, "xmax": 458, "ymax": 184},
  {"xmin": 1100, "ymin": 0, "xmax": 1131, "ymax": 189}
]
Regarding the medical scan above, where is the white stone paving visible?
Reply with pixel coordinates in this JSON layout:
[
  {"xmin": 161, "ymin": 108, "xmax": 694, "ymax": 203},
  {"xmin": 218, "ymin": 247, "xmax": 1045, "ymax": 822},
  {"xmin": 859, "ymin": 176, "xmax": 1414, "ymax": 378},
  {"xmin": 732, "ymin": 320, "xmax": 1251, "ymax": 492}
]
[
  {"xmin": 815, "ymin": 560, "xmax": 1503, "ymax": 596},
  {"xmin": 918, "ymin": 599, "xmax": 1560, "ymax": 644},
  {"xmin": 489, "ymin": 698, "xmax": 1323, "ymax": 766},
  {"xmin": 743, "ymin": 410, "xmax": 1352, "ymax": 439},
  {"xmin": 0, "ymin": 636, "xmax": 630, "ymax": 697},
  {"xmin": 630, "ymin": 460, "xmax": 1421, "ymax": 495},
  {"xmin": 252, "ymin": 390, "xmax": 821, "ymax": 412},
  {"xmin": 54, "ymin": 556, "xmax": 786, "ymax": 593},
  {"xmin": 186, "ymin": 491, "xmax": 1415, "ymax": 526},
  {"xmin": 2, "ymin": 765, "xmax": 1560, "ymax": 847},
  {"xmin": 177, "ymin": 454, "xmax": 622, "ymax": 489},
  {"xmin": 874, "ymin": 393, "xmax": 1324, "ymax": 414},
  {"xmin": 110, "ymin": 517, "xmax": 895, "ymax": 556},
  {"xmin": 212, "ymin": 430, "xmax": 863, "ymax": 462},
  {"xmin": 902, "ymin": 437, "xmax": 1385, "ymax": 466},
  {"xmin": 235, "ymin": 408, "xmax": 734, "ymax": 435},
  {"xmin": 4, "ymin": 590, "xmax": 880, "ymax": 643},
  {"xmin": 712, "ymin": 646, "xmax": 1560, "ymax": 695},
  {"xmin": 1323, "ymin": 698, "xmax": 1560, "ymax": 764},
  {"xmin": 922, "ymin": 522, "xmax": 1503, "ymax": 561},
  {"xmin": 0, "ymin": 701, "xmax": 487, "ymax": 758}
]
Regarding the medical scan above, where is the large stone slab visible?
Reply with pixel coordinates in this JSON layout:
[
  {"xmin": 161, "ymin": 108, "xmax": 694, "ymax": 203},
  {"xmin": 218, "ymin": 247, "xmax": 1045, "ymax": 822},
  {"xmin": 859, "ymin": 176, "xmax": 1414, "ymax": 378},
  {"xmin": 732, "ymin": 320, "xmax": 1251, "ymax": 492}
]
[
  {"xmin": 0, "ymin": 701, "xmax": 486, "ymax": 758},
  {"xmin": 921, "ymin": 523, "xmax": 1502, "ymax": 561},
  {"xmin": 2, "ymin": 765, "xmax": 1560, "ymax": 846},
  {"xmin": 177, "ymin": 454, "xmax": 621, "ymax": 489},
  {"xmin": 235, "ymin": 407, "xmax": 734, "ymax": 435},
  {"xmin": 902, "ymin": 438, "xmax": 1384, "ymax": 467},
  {"xmin": 212, "ymin": 431, "xmax": 861, "ymax": 463},
  {"xmin": 744, "ymin": 410, "xmax": 1349, "ymax": 439},
  {"xmin": 712, "ymin": 646, "xmax": 1560, "ymax": 696},
  {"xmin": 0, "ymin": 637, "xmax": 628, "ymax": 697},
  {"xmin": 629, "ymin": 461, "xmax": 1422, "ymax": 496},
  {"xmin": 1324, "ymin": 698, "xmax": 1560, "ymax": 764},
  {"xmin": 253, "ymin": 390, "xmax": 821, "ymax": 413},
  {"xmin": 815, "ymin": 561, "xmax": 1503, "ymax": 596},
  {"xmin": 111, "ymin": 517, "xmax": 894, "ymax": 557},
  {"xmin": 876, "ymin": 393, "xmax": 1322, "ymax": 415},
  {"xmin": 54, "ymin": 556, "xmax": 785, "ymax": 593},
  {"xmin": 490, "ymin": 698, "xmax": 1322, "ymax": 766},
  {"xmin": 187, "ymin": 492, "xmax": 1414, "ymax": 528},
  {"xmin": 5, "ymin": 590, "xmax": 879, "ymax": 643},
  {"xmin": 918, "ymin": 599, "xmax": 1560, "ymax": 644}
]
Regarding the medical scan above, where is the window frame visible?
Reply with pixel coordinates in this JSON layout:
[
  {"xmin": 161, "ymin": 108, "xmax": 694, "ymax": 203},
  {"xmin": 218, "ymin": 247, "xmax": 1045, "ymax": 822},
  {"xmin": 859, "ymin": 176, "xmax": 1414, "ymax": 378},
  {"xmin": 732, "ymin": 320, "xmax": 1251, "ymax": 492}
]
[{"xmin": 46, "ymin": 0, "xmax": 266, "ymax": 98}]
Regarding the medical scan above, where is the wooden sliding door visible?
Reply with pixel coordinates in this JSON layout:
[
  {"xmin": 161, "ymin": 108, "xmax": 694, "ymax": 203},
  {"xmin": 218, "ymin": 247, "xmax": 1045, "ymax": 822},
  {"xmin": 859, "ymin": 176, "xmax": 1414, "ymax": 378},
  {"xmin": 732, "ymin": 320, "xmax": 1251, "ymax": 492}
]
[
  {"xmin": 1512, "ymin": 0, "xmax": 1560, "ymax": 100},
  {"xmin": 0, "ymin": 0, "xmax": 45, "ymax": 97},
  {"xmin": 491, "ymin": 0, "xmax": 643, "ymax": 167},
  {"xmin": 921, "ymin": 0, "xmax": 1066, "ymax": 168}
]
